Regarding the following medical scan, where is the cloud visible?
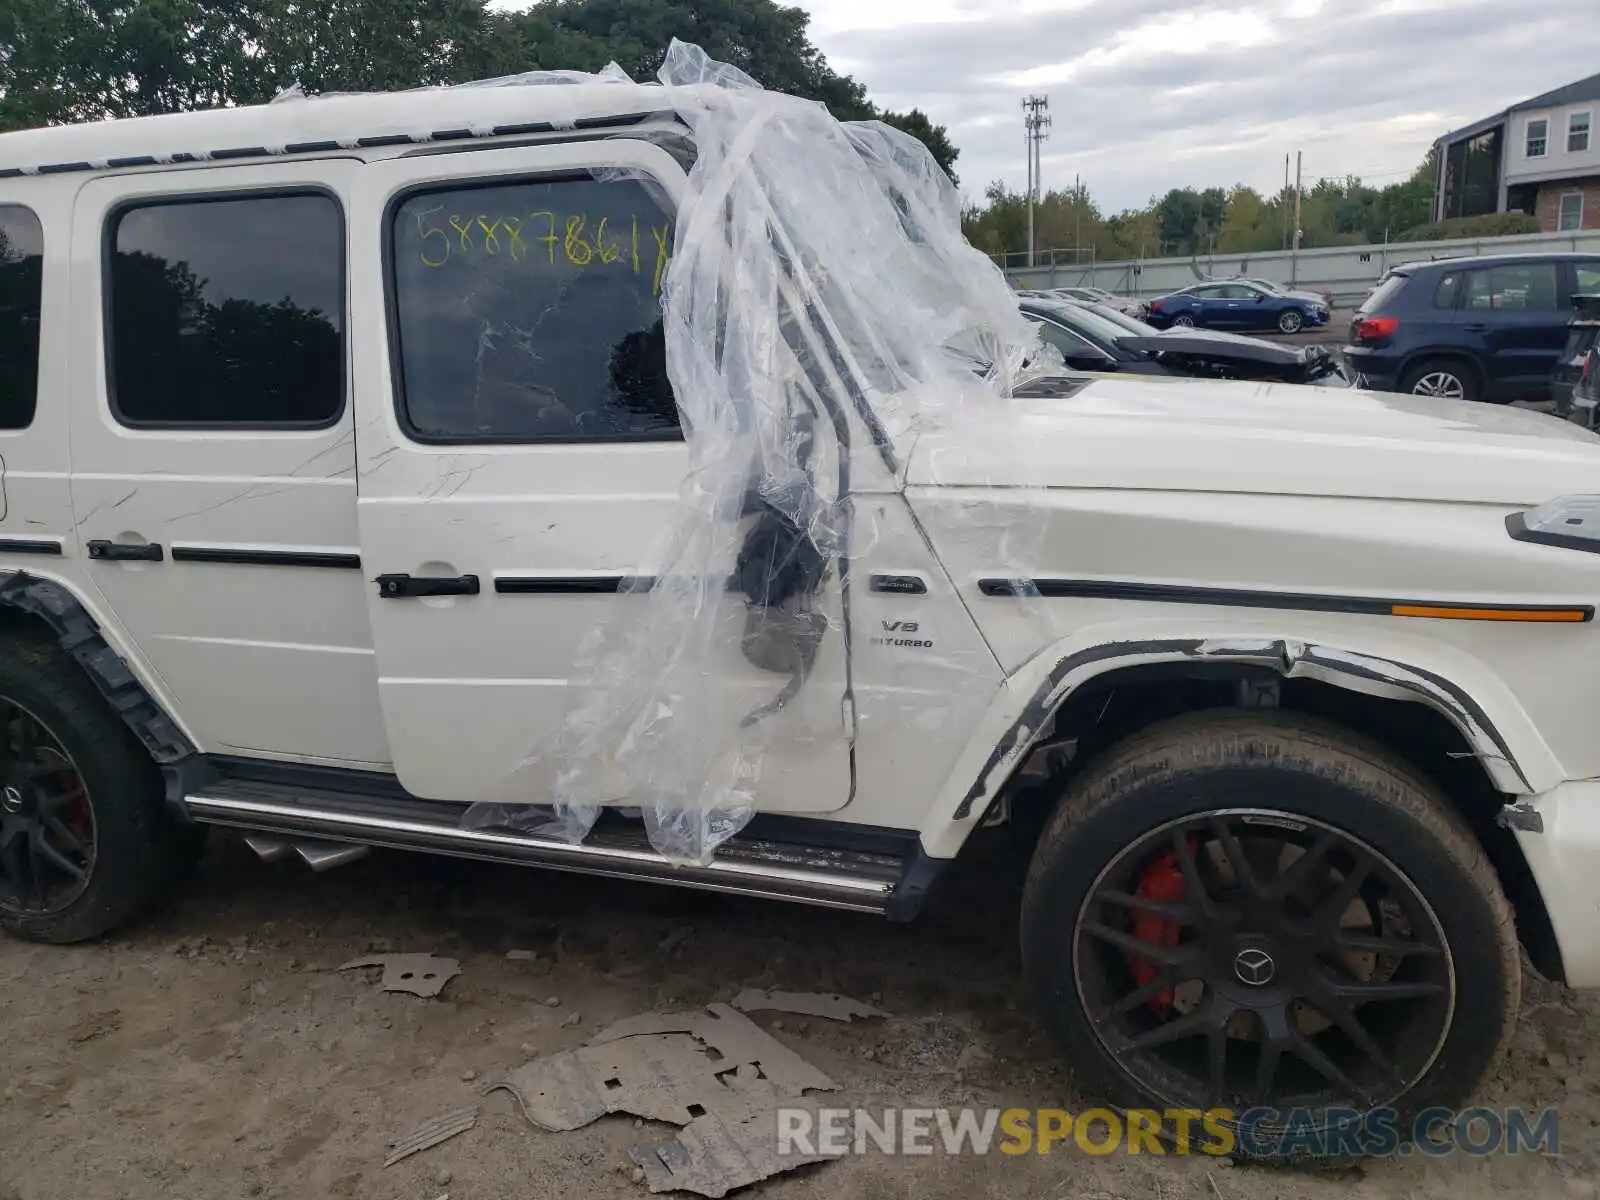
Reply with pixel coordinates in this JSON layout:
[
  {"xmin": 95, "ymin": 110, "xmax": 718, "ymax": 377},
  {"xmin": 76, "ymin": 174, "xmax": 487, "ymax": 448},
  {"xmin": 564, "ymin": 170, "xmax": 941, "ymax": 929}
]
[{"xmin": 804, "ymin": 0, "xmax": 1600, "ymax": 210}]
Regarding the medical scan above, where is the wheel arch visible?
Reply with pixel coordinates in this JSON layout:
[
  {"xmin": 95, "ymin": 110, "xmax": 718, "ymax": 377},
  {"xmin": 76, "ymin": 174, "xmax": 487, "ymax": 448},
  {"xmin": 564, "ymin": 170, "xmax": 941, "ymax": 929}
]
[
  {"xmin": 1399, "ymin": 349, "xmax": 1486, "ymax": 393},
  {"xmin": 0, "ymin": 570, "xmax": 195, "ymax": 767},
  {"xmin": 918, "ymin": 634, "xmax": 1563, "ymax": 980}
]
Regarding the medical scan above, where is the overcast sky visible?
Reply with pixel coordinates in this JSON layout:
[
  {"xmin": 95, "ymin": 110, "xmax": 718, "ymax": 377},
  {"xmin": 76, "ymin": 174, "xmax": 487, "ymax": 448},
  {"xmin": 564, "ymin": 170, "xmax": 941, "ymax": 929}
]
[{"xmin": 808, "ymin": 0, "xmax": 1600, "ymax": 210}]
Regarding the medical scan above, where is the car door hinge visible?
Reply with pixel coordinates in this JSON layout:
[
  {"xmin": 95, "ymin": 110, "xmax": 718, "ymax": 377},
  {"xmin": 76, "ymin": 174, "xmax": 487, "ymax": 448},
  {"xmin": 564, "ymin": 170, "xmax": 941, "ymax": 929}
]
[{"xmin": 1496, "ymin": 800, "xmax": 1544, "ymax": 834}]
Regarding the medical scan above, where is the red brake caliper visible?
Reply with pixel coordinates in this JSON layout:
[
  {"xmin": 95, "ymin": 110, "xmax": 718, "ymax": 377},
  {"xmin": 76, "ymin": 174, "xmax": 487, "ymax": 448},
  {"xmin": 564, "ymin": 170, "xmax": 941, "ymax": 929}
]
[{"xmin": 1125, "ymin": 845, "xmax": 1189, "ymax": 1011}]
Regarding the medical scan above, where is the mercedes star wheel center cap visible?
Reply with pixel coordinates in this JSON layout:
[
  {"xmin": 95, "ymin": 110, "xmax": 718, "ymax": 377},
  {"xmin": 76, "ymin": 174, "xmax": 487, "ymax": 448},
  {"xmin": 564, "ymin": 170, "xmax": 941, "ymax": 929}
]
[
  {"xmin": 1233, "ymin": 947, "xmax": 1276, "ymax": 987},
  {"xmin": 1, "ymin": 786, "xmax": 22, "ymax": 814}
]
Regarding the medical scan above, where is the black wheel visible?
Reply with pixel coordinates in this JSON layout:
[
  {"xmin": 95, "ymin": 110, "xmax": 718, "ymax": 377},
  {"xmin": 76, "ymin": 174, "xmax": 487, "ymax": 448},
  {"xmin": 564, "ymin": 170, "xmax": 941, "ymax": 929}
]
[
  {"xmin": 1277, "ymin": 309, "xmax": 1304, "ymax": 335},
  {"xmin": 1021, "ymin": 710, "xmax": 1518, "ymax": 1157},
  {"xmin": 1171, "ymin": 314, "xmax": 1197, "ymax": 328},
  {"xmin": 1400, "ymin": 357, "xmax": 1479, "ymax": 403},
  {"xmin": 0, "ymin": 629, "xmax": 199, "ymax": 943}
]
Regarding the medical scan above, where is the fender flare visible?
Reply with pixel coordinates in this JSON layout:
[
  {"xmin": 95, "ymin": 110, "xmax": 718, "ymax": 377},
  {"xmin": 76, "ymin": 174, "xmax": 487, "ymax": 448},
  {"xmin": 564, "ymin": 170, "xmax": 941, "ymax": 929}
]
[
  {"xmin": 918, "ymin": 634, "xmax": 1544, "ymax": 859},
  {"xmin": 0, "ymin": 570, "xmax": 195, "ymax": 764}
]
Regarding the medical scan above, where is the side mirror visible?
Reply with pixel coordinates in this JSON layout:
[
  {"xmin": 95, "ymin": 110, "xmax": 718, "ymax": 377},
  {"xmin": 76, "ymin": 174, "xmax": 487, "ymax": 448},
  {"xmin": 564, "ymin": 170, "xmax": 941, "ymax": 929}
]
[{"xmin": 1255, "ymin": 294, "xmax": 1267, "ymax": 302}]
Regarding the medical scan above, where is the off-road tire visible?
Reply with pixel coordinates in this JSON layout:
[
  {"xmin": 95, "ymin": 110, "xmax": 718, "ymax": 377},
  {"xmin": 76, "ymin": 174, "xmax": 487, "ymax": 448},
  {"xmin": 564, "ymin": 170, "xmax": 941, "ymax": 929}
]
[
  {"xmin": 1020, "ymin": 709, "xmax": 1520, "ymax": 1158},
  {"xmin": 0, "ymin": 629, "xmax": 202, "ymax": 943}
]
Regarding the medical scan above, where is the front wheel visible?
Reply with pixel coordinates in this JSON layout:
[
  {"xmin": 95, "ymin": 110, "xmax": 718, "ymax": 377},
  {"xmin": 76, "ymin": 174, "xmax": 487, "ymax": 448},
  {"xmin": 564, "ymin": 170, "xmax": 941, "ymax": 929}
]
[
  {"xmin": 1277, "ymin": 309, "xmax": 1305, "ymax": 334},
  {"xmin": 1020, "ymin": 710, "xmax": 1518, "ymax": 1157}
]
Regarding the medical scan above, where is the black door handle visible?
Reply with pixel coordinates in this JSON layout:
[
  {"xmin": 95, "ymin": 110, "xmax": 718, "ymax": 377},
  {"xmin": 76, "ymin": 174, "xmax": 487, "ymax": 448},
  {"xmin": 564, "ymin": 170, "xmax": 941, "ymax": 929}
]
[
  {"xmin": 1462, "ymin": 323, "xmax": 1488, "ymax": 332},
  {"xmin": 86, "ymin": 539, "xmax": 164, "ymax": 562},
  {"xmin": 376, "ymin": 573, "xmax": 480, "ymax": 599}
]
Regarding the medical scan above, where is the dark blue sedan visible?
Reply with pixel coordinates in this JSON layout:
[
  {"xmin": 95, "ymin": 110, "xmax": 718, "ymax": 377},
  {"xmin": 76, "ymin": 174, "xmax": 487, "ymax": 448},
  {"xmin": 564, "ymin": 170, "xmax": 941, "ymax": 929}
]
[{"xmin": 1143, "ymin": 280, "xmax": 1330, "ymax": 335}]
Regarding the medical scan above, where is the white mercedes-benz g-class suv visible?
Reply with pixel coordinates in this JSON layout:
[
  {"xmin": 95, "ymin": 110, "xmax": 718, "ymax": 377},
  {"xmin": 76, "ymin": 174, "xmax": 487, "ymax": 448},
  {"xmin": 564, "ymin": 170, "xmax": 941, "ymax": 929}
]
[{"xmin": 3, "ymin": 46, "xmax": 1600, "ymax": 1148}]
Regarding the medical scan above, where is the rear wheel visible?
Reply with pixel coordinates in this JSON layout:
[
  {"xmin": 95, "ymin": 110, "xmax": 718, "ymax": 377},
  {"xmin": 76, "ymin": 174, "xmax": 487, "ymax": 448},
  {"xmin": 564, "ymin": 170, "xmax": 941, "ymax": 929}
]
[
  {"xmin": 1401, "ymin": 358, "xmax": 1478, "ymax": 403},
  {"xmin": 1020, "ymin": 711, "xmax": 1518, "ymax": 1158},
  {"xmin": 0, "ymin": 631, "xmax": 199, "ymax": 943},
  {"xmin": 1171, "ymin": 314, "xmax": 1197, "ymax": 328}
]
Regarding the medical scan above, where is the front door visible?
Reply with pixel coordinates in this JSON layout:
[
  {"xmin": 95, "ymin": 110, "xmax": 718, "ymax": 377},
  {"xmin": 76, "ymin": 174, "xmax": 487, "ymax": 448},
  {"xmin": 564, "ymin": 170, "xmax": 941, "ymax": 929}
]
[{"xmin": 349, "ymin": 139, "xmax": 855, "ymax": 814}]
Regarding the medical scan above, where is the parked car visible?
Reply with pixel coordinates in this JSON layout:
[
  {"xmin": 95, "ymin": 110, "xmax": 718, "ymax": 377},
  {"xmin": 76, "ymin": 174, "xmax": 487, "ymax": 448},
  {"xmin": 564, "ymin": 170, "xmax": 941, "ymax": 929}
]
[
  {"xmin": 9, "ymin": 59, "xmax": 1600, "ymax": 1153},
  {"xmin": 1021, "ymin": 298, "xmax": 1346, "ymax": 385},
  {"xmin": 1346, "ymin": 252, "xmax": 1600, "ymax": 403},
  {"xmin": 1016, "ymin": 286, "xmax": 1145, "ymax": 317},
  {"xmin": 1552, "ymin": 293, "xmax": 1600, "ymax": 429},
  {"xmin": 1232, "ymin": 275, "xmax": 1335, "ymax": 310},
  {"xmin": 1144, "ymin": 279, "xmax": 1330, "ymax": 334}
]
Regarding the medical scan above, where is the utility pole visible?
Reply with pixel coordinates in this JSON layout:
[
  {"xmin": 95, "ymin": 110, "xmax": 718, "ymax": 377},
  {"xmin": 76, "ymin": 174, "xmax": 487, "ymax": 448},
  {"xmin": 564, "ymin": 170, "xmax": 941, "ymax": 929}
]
[
  {"xmin": 1073, "ymin": 172, "xmax": 1082, "ymax": 261},
  {"xmin": 1292, "ymin": 150, "xmax": 1303, "ymax": 252},
  {"xmin": 1282, "ymin": 153, "xmax": 1290, "ymax": 250},
  {"xmin": 1023, "ymin": 95, "xmax": 1050, "ymax": 267}
]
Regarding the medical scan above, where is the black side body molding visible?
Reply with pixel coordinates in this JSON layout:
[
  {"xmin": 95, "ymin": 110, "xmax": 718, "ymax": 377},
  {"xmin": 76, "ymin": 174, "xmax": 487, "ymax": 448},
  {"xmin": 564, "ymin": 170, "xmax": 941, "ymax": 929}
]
[
  {"xmin": 978, "ymin": 576, "xmax": 1594, "ymax": 620},
  {"xmin": 0, "ymin": 537, "xmax": 64, "ymax": 556}
]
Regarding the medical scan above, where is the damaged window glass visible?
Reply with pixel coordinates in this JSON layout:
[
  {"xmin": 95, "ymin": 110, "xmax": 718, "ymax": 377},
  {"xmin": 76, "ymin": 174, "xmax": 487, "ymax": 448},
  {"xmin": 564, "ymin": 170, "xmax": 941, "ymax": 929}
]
[{"xmin": 390, "ymin": 175, "xmax": 680, "ymax": 442}]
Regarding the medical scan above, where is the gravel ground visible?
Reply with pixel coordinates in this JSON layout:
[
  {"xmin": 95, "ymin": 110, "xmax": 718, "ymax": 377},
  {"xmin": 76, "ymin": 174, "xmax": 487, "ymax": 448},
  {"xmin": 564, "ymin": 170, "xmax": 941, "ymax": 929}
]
[{"xmin": 4, "ymin": 830, "xmax": 1600, "ymax": 1200}]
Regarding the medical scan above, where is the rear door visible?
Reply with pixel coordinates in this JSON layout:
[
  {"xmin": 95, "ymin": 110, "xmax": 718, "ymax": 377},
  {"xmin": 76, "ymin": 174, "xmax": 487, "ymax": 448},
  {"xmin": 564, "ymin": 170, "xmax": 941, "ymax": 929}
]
[
  {"xmin": 1459, "ymin": 259, "xmax": 1568, "ymax": 400},
  {"xmin": 349, "ymin": 140, "xmax": 856, "ymax": 813}
]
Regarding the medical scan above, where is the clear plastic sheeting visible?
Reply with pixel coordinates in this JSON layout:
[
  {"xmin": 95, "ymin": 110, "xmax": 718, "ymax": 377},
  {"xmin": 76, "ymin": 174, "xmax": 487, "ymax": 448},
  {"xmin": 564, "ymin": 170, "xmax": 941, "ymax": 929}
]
[{"xmin": 461, "ymin": 40, "xmax": 1048, "ymax": 863}]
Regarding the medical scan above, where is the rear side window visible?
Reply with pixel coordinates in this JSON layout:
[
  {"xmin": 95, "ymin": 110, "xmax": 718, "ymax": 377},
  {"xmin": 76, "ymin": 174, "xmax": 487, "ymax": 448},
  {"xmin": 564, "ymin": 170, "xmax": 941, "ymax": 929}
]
[
  {"xmin": 1359, "ymin": 273, "xmax": 1407, "ymax": 314},
  {"xmin": 1431, "ymin": 271, "xmax": 1462, "ymax": 309},
  {"xmin": 1576, "ymin": 263, "xmax": 1600, "ymax": 295},
  {"xmin": 1028, "ymin": 317, "xmax": 1096, "ymax": 358},
  {"xmin": 0, "ymin": 205, "xmax": 43, "ymax": 431},
  {"xmin": 389, "ymin": 175, "xmax": 678, "ymax": 443},
  {"xmin": 108, "ymin": 192, "xmax": 344, "ymax": 427},
  {"xmin": 1462, "ymin": 261, "xmax": 1561, "ymax": 312}
]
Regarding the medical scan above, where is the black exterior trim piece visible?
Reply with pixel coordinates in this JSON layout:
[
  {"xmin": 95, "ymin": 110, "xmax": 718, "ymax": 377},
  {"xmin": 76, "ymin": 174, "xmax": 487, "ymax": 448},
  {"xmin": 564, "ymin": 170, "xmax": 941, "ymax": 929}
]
[
  {"xmin": 977, "ymin": 576, "xmax": 1594, "ymax": 621},
  {"xmin": 0, "ymin": 537, "xmax": 63, "ymax": 556},
  {"xmin": 357, "ymin": 134, "xmax": 414, "ymax": 148},
  {"xmin": 39, "ymin": 161, "xmax": 92, "ymax": 175},
  {"xmin": 171, "ymin": 546, "xmax": 362, "ymax": 570},
  {"xmin": 429, "ymin": 128, "xmax": 474, "ymax": 141},
  {"xmin": 1507, "ymin": 509, "xmax": 1600, "ymax": 556},
  {"xmin": 492, "ymin": 121, "xmax": 557, "ymax": 137},
  {"xmin": 108, "ymin": 156, "xmax": 159, "ymax": 168},
  {"xmin": 0, "ymin": 571, "xmax": 195, "ymax": 764},
  {"xmin": 869, "ymin": 574, "xmax": 928, "ymax": 595},
  {"xmin": 284, "ymin": 140, "xmax": 342, "ymax": 154},
  {"xmin": 885, "ymin": 846, "xmax": 948, "ymax": 923},
  {"xmin": 211, "ymin": 146, "xmax": 269, "ymax": 160},
  {"xmin": 950, "ymin": 635, "xmax": 1532, "ymax": 822},
  {"xmin": 495, "ymin": 575, "xmax": 653, "ymax": 595},
  {"xmin": 0, "ymin": 169, "xmax": 22, "ymax": 179}
]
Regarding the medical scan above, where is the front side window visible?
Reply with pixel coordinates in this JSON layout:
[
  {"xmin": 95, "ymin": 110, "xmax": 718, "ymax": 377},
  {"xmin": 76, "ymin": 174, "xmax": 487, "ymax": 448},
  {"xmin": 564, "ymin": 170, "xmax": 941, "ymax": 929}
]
[
  {"xmin": 1527, "ymin": 118, "xmax": 1549, "ymax": 158},
  {"xmin": 108, "ymin": 192, "xmax": 344, "ymax": 426},
  {"xmin": 390, "ymin": 175, "xmax": 678, "ymax": 443},
  {"xmin": 1569, "ymin": 111, "xmax": 1592, "ymax": 154},
  {"xmin": 1575, "ymin": 263, "xmax": 1600, "ymax": 294},
  {"xmin": 1462, "ymin": 261, "xmax": 1561, "ymax": 311},
  {"xmin": 1560, "ymin": 193, "xmax": 1585, "ymax": 232},
  {"xmin": 0, "ymin": 205, "xmax": 43, "ymax": 431}
]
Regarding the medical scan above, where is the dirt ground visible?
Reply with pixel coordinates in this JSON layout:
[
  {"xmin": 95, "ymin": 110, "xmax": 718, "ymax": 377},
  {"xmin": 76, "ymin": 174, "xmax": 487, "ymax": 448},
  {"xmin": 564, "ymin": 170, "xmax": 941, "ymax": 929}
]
[{"xmin": 3, "ymin": 831, "xmax": 1599, "ymax": 1200}]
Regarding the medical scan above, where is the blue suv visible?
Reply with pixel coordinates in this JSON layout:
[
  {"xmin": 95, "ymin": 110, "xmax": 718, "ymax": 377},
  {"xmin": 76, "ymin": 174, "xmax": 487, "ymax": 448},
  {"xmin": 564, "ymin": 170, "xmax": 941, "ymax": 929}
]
[{"xmin": 1346, "ymin": 252, "xmax": 1600, "ymax": 403}]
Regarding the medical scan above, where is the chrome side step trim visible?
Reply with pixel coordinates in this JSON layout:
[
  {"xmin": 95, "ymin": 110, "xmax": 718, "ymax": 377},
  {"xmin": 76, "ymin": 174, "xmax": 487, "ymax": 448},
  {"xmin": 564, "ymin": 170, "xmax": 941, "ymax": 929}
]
[{"xmin": 185, "ymin": 787, "xmax": 899, "ymax": 914}]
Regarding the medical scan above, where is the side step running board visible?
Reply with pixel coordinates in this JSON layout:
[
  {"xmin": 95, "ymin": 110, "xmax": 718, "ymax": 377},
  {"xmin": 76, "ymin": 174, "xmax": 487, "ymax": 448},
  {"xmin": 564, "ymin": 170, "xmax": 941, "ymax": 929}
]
[{"xmin": 184, "ymin": 779, "xmax": 905, "ymax": 915}]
